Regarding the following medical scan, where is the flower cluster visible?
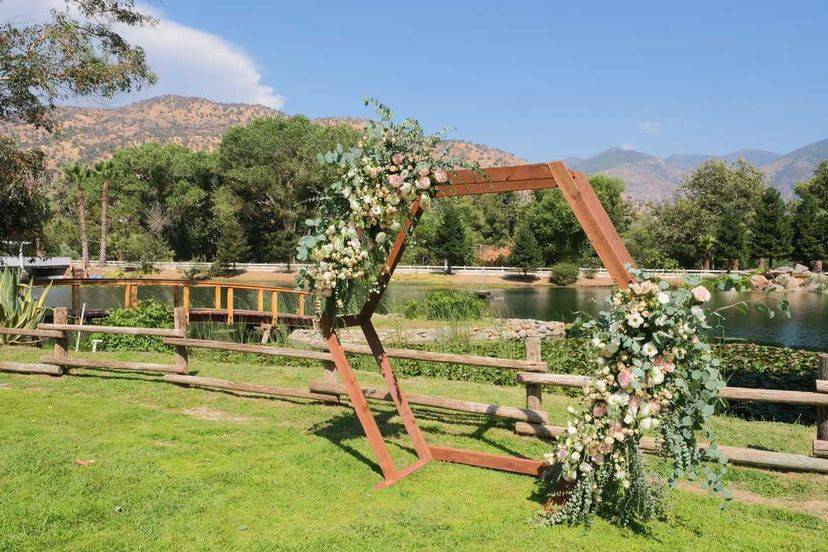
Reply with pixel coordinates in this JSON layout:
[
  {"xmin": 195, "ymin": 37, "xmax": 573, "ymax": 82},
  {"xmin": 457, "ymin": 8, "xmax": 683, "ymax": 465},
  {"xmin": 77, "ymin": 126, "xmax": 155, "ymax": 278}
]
[
  {"xmin": 540, "ymin": 272, "xmax": 728, "ymax": 526},
  {"xmin": 297, "ymin": 100, "xmax": 461, "ymax": 316}
]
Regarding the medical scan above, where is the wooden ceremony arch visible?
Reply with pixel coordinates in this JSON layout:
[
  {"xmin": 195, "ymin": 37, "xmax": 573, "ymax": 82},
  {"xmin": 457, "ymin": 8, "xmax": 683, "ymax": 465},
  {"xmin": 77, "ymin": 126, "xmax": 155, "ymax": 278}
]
[{"xmin": 319, "ymin": 161, "xmax": 635, "ymax": 488}]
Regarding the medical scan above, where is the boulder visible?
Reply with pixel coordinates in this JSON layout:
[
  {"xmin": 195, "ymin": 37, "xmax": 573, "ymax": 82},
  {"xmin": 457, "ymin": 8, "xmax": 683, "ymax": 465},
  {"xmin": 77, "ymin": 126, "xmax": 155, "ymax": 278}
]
[
  {"xmin": 770, "ymin": 266, "xmax": 794, "ymax": 277},
  {"xmin": 750, "ymin": 274, "xmax": 770, "ymax": 291},
  {"xmin": 793, "ymin": 263, "xmax": 810, "ymax": 274},
  {"xmin": 774, "ymin": 273, "xmax": 801, "ymax": 290}
]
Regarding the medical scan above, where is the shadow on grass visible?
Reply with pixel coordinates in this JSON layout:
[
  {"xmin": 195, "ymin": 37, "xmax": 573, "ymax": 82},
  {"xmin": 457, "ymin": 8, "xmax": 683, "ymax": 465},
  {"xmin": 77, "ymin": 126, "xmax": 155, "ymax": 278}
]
[{"xmin": 502, "ymin": 274, "xmax": 541, "ymax": 283}]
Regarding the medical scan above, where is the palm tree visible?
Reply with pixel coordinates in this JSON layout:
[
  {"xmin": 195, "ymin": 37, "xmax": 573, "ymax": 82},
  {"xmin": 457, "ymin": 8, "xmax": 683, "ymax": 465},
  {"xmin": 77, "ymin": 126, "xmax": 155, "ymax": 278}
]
[
  {"xmin": 699, "ymin": 233, "xmax": 715, "ymax": 270},
  {"xmin": 94, "ymin": 160, "xmax": 117, "ymax": 268},
  {"xmin": 62, "ymin": 163, "xmax": 93, "ymax": 276}
]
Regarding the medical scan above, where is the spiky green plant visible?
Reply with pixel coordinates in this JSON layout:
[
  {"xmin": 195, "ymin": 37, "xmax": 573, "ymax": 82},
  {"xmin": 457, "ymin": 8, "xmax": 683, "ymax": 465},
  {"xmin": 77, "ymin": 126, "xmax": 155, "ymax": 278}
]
[{"xmin": 0, "ymin": 268, "xmax": 51, "ymax": 344}]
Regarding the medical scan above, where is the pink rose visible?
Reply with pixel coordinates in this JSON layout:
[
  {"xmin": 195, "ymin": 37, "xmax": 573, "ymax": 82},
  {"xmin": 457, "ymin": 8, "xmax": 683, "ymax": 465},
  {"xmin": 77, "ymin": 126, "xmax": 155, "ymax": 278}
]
[
  {"xmin": 388, "ymin": 174, "xmax": 403, "ymax": 187},
  {"xmin": 600, "ymin": 442, "xmax": 612, "ymax": 453},
  {"xmin": 418, "ymin": 166, "xmax": 430, "ymax": 176},
  {"xmin": 592, "ymin": 454, "xmax": 605, "ymax": 465},
  {"xmin": 592, "ymin": 404, "xmax": 607, "ymax": 418},
  {"xmin": 691, "ymin": 285, "xmax": 711, "ymax": 302},
  {"xmin": 433, "ymin": 169, "xmax": 448, "ymax": 183},
  {"xmin": 617, "ymin": 369, "xmax": 633, "ymax": 388},
  {"xmin": 392, "ymin": 153, "xmax": 405, "ymax": 165},
  {"xmin": 415, "ymin": 176, "xmax": 431, "ymax": 189}
]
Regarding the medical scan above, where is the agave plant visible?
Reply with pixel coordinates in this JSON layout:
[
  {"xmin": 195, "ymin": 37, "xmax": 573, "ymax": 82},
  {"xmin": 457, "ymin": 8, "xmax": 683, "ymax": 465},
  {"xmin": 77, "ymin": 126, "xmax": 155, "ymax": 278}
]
[{"xmin": 0, "ymin": 268, "xmax": 51, "ymax": 344}]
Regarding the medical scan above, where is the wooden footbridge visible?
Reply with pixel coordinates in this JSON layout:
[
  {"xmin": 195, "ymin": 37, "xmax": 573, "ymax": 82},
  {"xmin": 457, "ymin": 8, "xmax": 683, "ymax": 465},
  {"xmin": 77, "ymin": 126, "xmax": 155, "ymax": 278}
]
[{"xmin": 32, "ymin": 278, "xmax": 313, "ymax": 328}]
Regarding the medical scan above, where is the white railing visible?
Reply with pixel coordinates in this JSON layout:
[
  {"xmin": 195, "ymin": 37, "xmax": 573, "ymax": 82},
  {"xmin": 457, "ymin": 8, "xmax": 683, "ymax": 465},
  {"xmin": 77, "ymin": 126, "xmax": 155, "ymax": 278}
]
[{"xmin": 74, "ymin": 260, "xmax": 741, "ymax": 279}]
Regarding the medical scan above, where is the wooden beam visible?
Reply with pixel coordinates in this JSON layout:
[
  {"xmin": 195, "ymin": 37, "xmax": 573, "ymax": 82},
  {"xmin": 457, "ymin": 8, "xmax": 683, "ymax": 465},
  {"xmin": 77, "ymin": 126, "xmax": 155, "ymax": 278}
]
[
  {"xmin": 515, "ymin": 422, "xmax": 828, "ymax": 474},
  {"xmin": 163, "ymin": 337, "xmax": 334, "ymax": 362},
  {"xmin": 813, "ymin": 439, "xmax": 828, "ymax": 459},
  {"xmin": 548, "ymin": 163, "xmax": 633, "ymax": 288},
  {"xmin": 52, "ymin": 308, "xmax": 69, "ymax": 372},
  {"xmin": 227, "ymin": 288, "xmax": 234, "ymax": 325},
  {"xmin": 524, "ymin": 337, "xmax": 543, "ymax": 411},
  {"xmin": 436, "ymin": 163, "xmax": 561, "ymax": 197},
  {"xmin": 40, "ymin": 323, "xmax": 185, "ymax": 338},
  {"xmin": 173, "ymin": 307, "xmax": 189, "ymax": 374},
  {"xmin": 817, "ymin": 355, "xmax": 828, "ymax": 441},
  {"xmin": 429, "ymin": 446, "xmax": 545, "ymax": 476},
  {"xmin": 0, "ymin": 361, "xmax": 64, "ymax": 376},
  {"xmin": 309, "ymin": 381, "xmax": 549, "ymax": 423},
  {"xmin": 40, "ymin": 356, "xmax": 180, "ymax": 374},
  {"xmin": 163, "ymin": 374, "xmax": 340, "ymax": 403},
  {"xmin": 362, "ymin": 320, "xmax": 432, "ymax": 461},
  {"xmin": 0, "ymin": 327, "xmax": 64, "ymax": 339},
  {"xmin": 320, "ymin": 316, "xmax": 400, "ymax": 481},
  {"xmin": 305, "ymin": 341, "xmax": 547, "ymax": 372}
]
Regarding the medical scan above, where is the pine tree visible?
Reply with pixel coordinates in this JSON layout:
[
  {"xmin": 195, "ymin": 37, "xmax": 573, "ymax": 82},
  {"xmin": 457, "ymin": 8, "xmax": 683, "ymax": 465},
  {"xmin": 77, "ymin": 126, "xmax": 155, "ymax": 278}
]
[
  {"xmin": 509, "ymin": 220, "xmax": 542, "ymax": 276},
  {"xmin": 750, "ymin": 187, "xmax": 791, "ymax": 268},
  {"xmin": 792, "ymin": 193, "xmax": 825, "ymax": 268},
  {"xmin": 435, "ymin": 203, "xmax": 471, "ymax": 274},
  {"xmin": 714, "ymin": 210, "xmax": 748, "ymax": 270}
]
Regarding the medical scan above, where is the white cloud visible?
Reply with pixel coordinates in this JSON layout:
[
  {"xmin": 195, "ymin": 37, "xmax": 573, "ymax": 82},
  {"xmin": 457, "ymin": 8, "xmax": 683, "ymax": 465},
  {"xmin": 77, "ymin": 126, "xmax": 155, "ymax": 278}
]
[
  {"xmin": 638, "ymin": 121, "xmax": 663, "ymax": 134},
  {"xmin": 0, "ymin": 0, "xmax": 283, "ymax": 109}
]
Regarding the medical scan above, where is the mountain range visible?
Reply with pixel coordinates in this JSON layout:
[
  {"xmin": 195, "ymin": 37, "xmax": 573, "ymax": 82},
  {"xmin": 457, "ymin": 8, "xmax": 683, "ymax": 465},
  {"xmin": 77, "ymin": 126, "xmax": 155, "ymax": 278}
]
[{"xmin": 4, "ymin": 95, "xmax": 825, "ymax": 201}]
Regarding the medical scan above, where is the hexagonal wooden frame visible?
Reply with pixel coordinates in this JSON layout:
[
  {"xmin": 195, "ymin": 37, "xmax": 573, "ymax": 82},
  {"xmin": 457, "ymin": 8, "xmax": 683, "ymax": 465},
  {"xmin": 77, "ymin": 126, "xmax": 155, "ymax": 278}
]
[{"xmin": 319, "ymin": 161, "xmax": 634, "ymax": 488}]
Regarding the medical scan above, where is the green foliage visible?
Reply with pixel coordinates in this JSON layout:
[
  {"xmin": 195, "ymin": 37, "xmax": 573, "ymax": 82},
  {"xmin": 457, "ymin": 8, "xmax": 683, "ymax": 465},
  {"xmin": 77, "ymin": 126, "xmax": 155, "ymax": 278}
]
[
  {"xmin": 0, "ymin": 269, "xmax": 50, "ymax": 344},
  {"xmin": 750, "ymin": 187, "xmax": 792, "ymax": 266},
  {"xmin": 434, "ymin": 202, "xmax": 474, "ymax": 272},
  {"xmin": 508, "ymin": 219, "xmax": 542, "ymax": 275},
  {"xmin": 792, "ymin": 191, "xmax": 826, "ymax": 266},
  {"xmin": 549, "ymin": 263, "xmax": 580, "ymax": 286},
  {"xmin": 0, "ymin": 138, "xmax": 50, "ymax": 249},
  {"xmin": 403, "ymin": 290, "xmax": 488, "ymax": 321},
  {"xmin": 91, "ymin": 299, "xmax": 174, "ymax": 352},
  {"xmin": 622, "ymin": 211, "xmax": 679, "ymax": 269}
]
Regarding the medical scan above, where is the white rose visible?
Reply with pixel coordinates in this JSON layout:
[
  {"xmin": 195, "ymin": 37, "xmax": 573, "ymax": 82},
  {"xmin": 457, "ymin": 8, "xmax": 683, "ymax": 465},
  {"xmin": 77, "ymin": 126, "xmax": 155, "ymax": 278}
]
[
  {"xmin": 656, "ymin": 292, "xmax": 670, "ymax": 304},
  {"xmin": 691, "ymin": 285, "xmax": 711, "ymax": 302},
  {"xmin": 641, "ymin": 342, "xmax": 658, "ymax": 357}
]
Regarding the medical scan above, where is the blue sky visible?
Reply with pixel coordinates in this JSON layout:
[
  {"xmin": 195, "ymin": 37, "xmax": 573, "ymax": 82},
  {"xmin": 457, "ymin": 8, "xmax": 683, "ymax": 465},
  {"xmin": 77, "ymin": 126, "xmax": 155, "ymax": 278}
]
[{"xmin": 9, "ymin": 1, "xmax": 827, "ymax": 160}]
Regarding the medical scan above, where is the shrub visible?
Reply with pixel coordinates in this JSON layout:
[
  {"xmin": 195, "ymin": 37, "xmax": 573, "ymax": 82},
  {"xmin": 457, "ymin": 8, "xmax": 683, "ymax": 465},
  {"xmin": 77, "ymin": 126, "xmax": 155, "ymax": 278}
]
[
  {"xmin": 549, "ymin": 263, "xmax": 580, "ymax": 285},
  {"xmin": 403, "ymin": 289, "xmax": 488, "ymax": 320},
  {"xmin": 91, "ymin": 299, "xmax": 174, "ymax": 352}
]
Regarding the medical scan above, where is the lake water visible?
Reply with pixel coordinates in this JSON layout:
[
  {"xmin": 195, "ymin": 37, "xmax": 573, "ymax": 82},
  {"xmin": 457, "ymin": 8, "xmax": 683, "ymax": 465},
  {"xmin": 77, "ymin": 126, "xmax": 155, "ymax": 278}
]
[
  {"xmin": 385, "ymin": 286, "xmax": 828, "ymax": 351},
  {"xmin": 40, "ymin": 284, "xmax": 827, "ymax": 351}
]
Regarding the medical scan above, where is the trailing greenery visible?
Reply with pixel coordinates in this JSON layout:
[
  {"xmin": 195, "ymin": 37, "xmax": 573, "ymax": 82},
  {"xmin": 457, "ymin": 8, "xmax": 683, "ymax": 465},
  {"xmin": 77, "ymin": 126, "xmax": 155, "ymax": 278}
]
[
  {"xmin": 402, "ymin": 289, "xmax": 488, "ymax": 321},
  {"xmin": 549, "ymin": 263, "xmax": 580, "ymax": 286},
  {"xmin": 90, "ymin": 299, "xmax": 174, "ymax": 352},
  {"xmin": 0, "ymin": 268, "xmax": 50, "ymax": 344}
]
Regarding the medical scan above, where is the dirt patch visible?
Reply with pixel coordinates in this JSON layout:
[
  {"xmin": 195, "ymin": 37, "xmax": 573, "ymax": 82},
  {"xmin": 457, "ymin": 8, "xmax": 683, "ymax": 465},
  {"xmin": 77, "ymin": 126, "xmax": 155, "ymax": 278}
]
[
  {"xmin": 180, "ymin": 407, "xmax": 258, "ymax": 424},
  {"xmin": 679, "ymin": 481, "xmax": 828, "ymax": 520}
]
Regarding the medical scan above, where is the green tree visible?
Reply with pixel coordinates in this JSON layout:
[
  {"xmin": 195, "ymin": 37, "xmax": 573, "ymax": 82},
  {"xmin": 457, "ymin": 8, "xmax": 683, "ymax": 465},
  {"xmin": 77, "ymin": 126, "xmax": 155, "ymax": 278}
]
[
  {"xmin": 714, "ymin": 210, "xmax": 749, "ymax": 270},
  {"xmin": 212, "ymin": 187, "xmax": 251, "ymax": 271},
  {"xmin": 750, "ymin": 188, "xmax": 791, "ymax": 268},
  {"xmin": 1, "ymin": 1, "xmax": 156, "ymax": 244},
  {"xmin": 217, "ymin": 116, "xmax": 358, "ymax": 263},
  {"xmin": 527, "ymin": 174, "xmax": 628, "ymax": 264},
  {"xmin": 622, "ymin": 211, "xmax": 679, "ymax": 269},
  {"xmin": 94, "ymin": 160, "xmax": 119, "ymax": 267},
  {"xmin": 435, "ymin": 202, "xmax": 473, "ymax": 273},
  {"xmin": 792, "ymin": 192, "xmax": 825, "ymax": 268},
  {"xmin": 509, "ymin": 219, "xmax": 542, "ymax": 275},
  {"xmin": 62, "ymin": 163, "xmax": 94, "ymax": 273}
]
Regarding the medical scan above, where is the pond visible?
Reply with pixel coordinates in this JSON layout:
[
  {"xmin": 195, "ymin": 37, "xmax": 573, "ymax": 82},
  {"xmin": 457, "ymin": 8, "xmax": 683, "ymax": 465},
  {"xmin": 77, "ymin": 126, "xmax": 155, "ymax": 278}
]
[
  {"xmin": 385, "ymin": 286, "xmax": 828, "ymax": 351},
  {"xmin": 39, "ymin": 283, "xmax": 827, "ymax": 351}
]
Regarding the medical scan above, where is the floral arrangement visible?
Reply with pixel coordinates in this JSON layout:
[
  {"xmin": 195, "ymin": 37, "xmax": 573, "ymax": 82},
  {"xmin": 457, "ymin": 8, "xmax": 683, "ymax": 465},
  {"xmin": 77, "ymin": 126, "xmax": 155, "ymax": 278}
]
[
  {"xmin": 539, "ymin": 271, "xmax": 731, "ymax": 526},
  {"xmin": 297, "ymin": 100, "xmax": 470, "ymax": 317}
]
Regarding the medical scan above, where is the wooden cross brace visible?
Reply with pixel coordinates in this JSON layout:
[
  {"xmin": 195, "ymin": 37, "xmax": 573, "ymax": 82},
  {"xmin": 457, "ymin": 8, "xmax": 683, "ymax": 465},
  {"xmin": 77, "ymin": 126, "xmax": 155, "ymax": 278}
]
[{"xmin": 320, "ymin": 161, "xmax": 634, "ymax": 488}]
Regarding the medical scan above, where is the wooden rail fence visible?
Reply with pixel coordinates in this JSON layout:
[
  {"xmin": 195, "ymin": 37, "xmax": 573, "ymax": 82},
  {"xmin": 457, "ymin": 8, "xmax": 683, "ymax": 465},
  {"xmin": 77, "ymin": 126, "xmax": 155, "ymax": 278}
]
[{"xmin": 2, "ymin": 323, "xmax": 828, "ymax": 474}]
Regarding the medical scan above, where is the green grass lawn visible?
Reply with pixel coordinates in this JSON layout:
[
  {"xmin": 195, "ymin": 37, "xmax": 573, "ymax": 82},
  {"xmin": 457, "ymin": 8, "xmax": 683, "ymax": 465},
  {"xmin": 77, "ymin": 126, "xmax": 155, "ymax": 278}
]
[{"xmin": 1, "ymin": 345, "xmax": 826, "ymax": 551}]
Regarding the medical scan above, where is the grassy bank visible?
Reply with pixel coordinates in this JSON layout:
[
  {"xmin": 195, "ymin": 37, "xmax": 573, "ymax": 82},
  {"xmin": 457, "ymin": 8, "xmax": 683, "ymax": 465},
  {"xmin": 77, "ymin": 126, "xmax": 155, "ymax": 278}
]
[{"xmin": 1, "ymin": 345, "xmax": 826, "ymax": 551}]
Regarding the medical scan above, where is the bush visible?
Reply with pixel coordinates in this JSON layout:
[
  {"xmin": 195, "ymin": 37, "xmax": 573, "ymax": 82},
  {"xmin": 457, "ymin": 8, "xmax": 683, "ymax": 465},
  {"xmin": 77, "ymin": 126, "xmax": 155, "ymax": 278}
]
[
  {"xmin": 549, "ymin": 263, "xmax": 580, "ymax": 286},
  {"xmin": 91, "ymin": 299, "xmax": 174, "ymax": 352},
  {"xmin": 403, "ymin": 289, "xmax": 488, "ymax": 320}
]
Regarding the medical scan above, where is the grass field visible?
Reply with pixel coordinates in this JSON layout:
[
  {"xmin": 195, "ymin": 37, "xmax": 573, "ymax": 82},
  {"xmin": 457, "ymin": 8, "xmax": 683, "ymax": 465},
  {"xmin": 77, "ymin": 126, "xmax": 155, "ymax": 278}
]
[{"xmin": 1, "ymin": 345, "xmax": 826, "ymax": 551}]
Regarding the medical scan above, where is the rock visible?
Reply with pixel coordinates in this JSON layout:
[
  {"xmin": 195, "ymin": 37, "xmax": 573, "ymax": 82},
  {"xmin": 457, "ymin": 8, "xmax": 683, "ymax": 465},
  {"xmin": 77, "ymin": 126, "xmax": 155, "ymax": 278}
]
[
  {"xmin": 793, "ymin": 263, "xmax": 810, "ymax": 274},
  {"xmin": 774, "ymin": 273, "xmax": 801, "ymax": 290},
  {"xmin": 750, "ymin": 274, "xmax": 770, "ymax": 291},
  {"xmin": 770, "ymin": 266, "xmax": 794, "ymax": 277}
]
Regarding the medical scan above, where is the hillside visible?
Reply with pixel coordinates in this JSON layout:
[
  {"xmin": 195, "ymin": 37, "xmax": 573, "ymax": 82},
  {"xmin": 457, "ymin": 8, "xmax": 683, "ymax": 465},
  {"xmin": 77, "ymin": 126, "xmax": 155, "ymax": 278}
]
[
  {"xmin": 570, "ymin": 148, "xmax": 686, "ymax": 200},
  {"xmin": 762, "ymin": 138, "xmax": 828, "ymax": 197}
]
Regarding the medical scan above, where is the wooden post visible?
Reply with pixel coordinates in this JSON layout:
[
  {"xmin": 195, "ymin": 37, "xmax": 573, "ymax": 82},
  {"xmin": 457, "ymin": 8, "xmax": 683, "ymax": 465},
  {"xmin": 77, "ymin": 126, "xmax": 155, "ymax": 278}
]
[
  {"xmin": 173, "ymin": 307, "xmax": 189, "ymax": 374},
  {"xmin": 214, "ymin": 286, "xmax": 221, "ymax": 310},
  {"xmin": 172, "ymin": 286, "xmax": 181, "ymax": 308},
  {"xmin": 52, "ymin": 307, "xmax": 69, "ymax": 374},
  {"xmin": 257, "ymin": 289, "xmax": 264, "ymax": 312},
  {"xmin": 817, "ymin": 354, "xmax": 828, "ymax": 442},
  {"xmin": 525, "ymin": 336, "xmax": 543, "ymax": 411},
  {"xmin": 227, "ymin": 288, "xmax": 234, "ymax": 325},
  {"xmin": 271, "ymin": 291, "xmax": 278, "ymax": 324},
  {"xmin": 298, "ymin": 293, "xmax": 305, "ymax": 316},
  {"xmin": 71, "ymin": 283, "xmax": 80, "ymax": 319},
  {"xmin": 131, "ymin": 285, "xmax": 138, "ymax": 307},
  {"xmin": 183, "ymin": 284, "xmax": 190, "ymax": 321},
  {"xmin": 124, "ymin": 284, "xmax": 131, "ymax": 308}
]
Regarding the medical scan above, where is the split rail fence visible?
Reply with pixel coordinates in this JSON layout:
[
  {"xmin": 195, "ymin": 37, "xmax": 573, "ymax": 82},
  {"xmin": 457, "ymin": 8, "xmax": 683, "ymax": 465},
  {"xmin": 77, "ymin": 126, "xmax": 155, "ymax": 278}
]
[{"xmin": 1, "ymin": 316, "xmax": 828, "ymax": 474}]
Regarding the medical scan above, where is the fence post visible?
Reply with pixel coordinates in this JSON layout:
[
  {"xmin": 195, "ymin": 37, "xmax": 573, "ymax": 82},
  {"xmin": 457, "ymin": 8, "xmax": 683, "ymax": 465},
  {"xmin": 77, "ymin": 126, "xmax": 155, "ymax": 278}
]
[
  {"xmin": 323, "ymin": 361, "xmax": 339, "ymax": 384},
  {"xmin": 814, "ymin": 354, "xmax": 828, "ymax": 458},
  {"xmin": 52, "ymin": 307, "xmax": 69, "ymax": 373},
  {"xmin": 173, "ymin": 307, "xmax": 189, "ymax": 374},
  {"xmin": 525, "ymin": 336, "xmax": 543, "ymax": 411},
  {"xmin": 227, "ymin": 288, "xmax": 234, "ymax": 325},
  {"xmin": 183, "ymin": 284, "xmax": 190, "ymax": 321},
  {"xmin": 71, "ymin": 283, "xmax": 80, "ymax": 319}
]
